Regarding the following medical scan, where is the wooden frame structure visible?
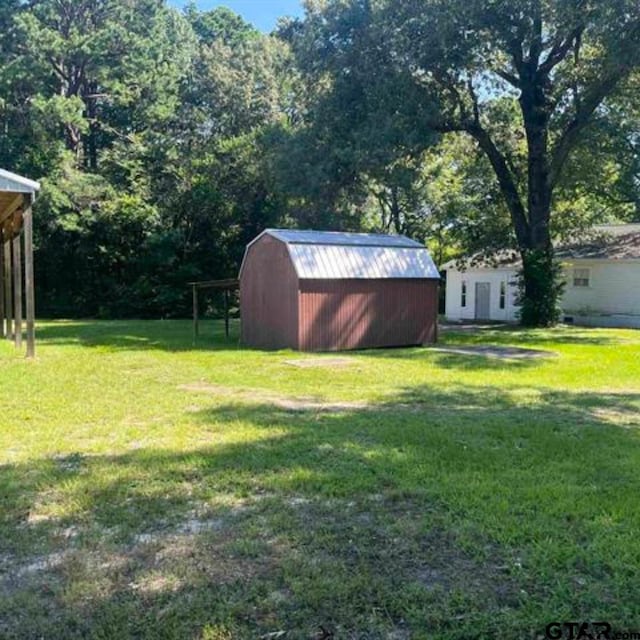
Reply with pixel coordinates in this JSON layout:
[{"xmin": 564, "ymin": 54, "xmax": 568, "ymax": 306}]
[
  {"xmin": 189, "ymin": 279, "xmax": 239, "ymax": 343},
  {"xmin": 0, "ymin": 169, "xmax": 40, "ymax": 357}
]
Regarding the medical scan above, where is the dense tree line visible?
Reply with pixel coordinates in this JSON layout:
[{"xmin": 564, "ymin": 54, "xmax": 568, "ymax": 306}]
[{"xmin": 1, "ymin": 1, "xmax": 638, "ymax": 323}]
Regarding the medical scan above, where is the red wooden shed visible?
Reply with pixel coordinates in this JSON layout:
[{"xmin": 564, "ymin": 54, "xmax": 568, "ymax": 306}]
[{"xmin": 239, "ymin": 229, "xmax": 440, "ymax": 351}]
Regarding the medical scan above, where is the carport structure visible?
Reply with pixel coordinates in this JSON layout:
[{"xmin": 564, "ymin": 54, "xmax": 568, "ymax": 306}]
[{"xmin": 0, "ymin": 169, "xmax": 39, "ymax": 357}]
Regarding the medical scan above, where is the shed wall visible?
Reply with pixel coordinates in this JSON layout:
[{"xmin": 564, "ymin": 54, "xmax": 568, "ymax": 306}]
[
  {"xmin": 240, "ymin": 235, "xmax": 299, "ymax": 349},
  {"xmin": 298, "ymin": 279, "xmax": 439, "ymax": 351}
]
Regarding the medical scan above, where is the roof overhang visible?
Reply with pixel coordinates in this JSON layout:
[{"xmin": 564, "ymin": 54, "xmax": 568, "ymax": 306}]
[
  {"xmin": 0, "ymin": 170, "xmax": 40, "ymax": 239},
  {"xmin": 0, "ymin": 169, "xmax": 40, "ymax": 194}
]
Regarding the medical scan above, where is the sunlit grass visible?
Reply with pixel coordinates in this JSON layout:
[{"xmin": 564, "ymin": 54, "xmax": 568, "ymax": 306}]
[{"xmin": 0, "ymin": 320, "xmax": 639, "ymax": 638}]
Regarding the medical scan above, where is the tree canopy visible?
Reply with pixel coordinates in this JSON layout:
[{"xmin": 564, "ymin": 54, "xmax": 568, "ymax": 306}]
[
  {"xmin": 286, "ymin": 0, "xmax": 640, "ymax": 324},
  {"xmin": 0, "ymin": 0, "xmax": 638, "ymax": 321}
]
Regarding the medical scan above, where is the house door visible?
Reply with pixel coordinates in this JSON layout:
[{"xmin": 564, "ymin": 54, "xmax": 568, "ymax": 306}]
[{"xmin": 475, "ymin": 282, "xmax": 491, "ymax": 320}]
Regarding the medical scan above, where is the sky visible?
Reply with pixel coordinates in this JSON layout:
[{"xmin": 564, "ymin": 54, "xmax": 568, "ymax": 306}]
[{"xmin": 168, "ymin": 1, "xmax": 305, "ymax": 32}]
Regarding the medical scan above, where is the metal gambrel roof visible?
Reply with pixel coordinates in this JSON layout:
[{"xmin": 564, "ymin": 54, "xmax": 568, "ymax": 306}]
[
  {"xmin": 242, "ymin": 229, "xmax": 440, "ymax": 280},
  {"xmin": 0, "ymin": 169, "xmax": 41, "ymax": 194},
  {"xmin": 288, "ymin": 244, "xmax": 440, "ymax": 279},
  {"xmin": 265, "ymin": 229, "xmax": 423, "ymax": 248}
]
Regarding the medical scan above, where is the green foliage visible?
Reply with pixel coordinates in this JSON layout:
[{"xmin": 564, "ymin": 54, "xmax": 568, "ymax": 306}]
[
  {"xmin": 0, "ymin": 1, "xmax": 638, "ymax": 320},
  {"xmin": 0, "ymin": 1, "xmax": 301, "ymax": 317},
  {"xmin": 287, "ymin": 0, "xmax": 640, "ymax": 326},
  {"xmin": 186, "ymin": 4, "xmax": 259, "ymax": 45}
]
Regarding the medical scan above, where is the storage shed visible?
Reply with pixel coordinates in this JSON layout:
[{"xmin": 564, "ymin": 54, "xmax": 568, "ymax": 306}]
[{"xmin": 239, "ymin": 229, "xmax": 440, "ymax": 351}]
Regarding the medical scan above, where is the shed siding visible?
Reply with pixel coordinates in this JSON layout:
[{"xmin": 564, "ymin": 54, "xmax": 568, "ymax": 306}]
[
  {"xmin": 298, "ymin": 279, "xmax": 438, "ymax": 351},
  {"xmin": 240, "ymin": 235, "xmax": 299, "ymax": 349}
]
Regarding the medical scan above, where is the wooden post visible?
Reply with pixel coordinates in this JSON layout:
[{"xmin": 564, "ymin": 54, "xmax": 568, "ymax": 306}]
[
  {"xmin": 4, "ymin": 232, "xmax": 12, "ymax": 341},
  {"xmin": 13, "ymin": 230, "xmax": 22, "ymax": 349},
  {"xmin": 23, "ymin": 197, "xmax": 35, "ymax": 358},
  {"xmin": 0, "ymin": 235, "xmax": 4, "ymax": 338},
  {"xmin": 192, "ymin": 284, "xmax": 199, "ymax": 344},
  {"xmin": 224, "ymin": 289, "xmax": 229, "ymax": 338}
]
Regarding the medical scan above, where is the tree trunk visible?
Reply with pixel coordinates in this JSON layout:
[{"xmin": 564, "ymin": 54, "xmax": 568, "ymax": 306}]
[
  {"xmin": 517, "ymin": 77, "xmax": 562, "ymax": 327},
  {"xmin": 390, "ymin": 186, "xmax": 403, "ymax": 234},
  {"xmin": 64, "ymin": 122, "xmax": 82, "ymax": 162},
  {"xmin": 84, "ymin": 81, "xmax": 99, "ymax": 171}
]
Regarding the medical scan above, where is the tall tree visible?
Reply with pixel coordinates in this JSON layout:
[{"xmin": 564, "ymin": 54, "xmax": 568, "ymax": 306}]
[
  {"xmin": 292, "ymin": 0, "xmax": 640, "ymax": 325},
  {"xmin": 141, "ymin": 8, "xmax": 294, "ymax": 299},
  {"xmin": 9, "ymin": 0, "xmax": 193, "ymax": 169},
  {"xmin": 0, "ymin": 0, "xmax": 197, "ymax": 316}
]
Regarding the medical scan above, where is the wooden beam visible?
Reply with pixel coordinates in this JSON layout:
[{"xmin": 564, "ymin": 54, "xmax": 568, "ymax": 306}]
[
  {"xmin": 0, "ymin": 236, "xmax": 4, "ymax": 338},
  {"xmin": 13, "ymin": 231, "xmax": 22, "ymax": 349},
  {"xmin": 187, "ymin": 279, "xmax": 239, "ymax": 291},
  {"xmin": 23, "ymin": 197, "xmax": 35, "ymax": 358},
  {"xmin": 0, "ymin": 194, "xmax": 23, "ymax": 226},
  {"xmin": 192, "ymin": 284, "xmax": 199, "ymax": 344},
  {"xmin": 4, "ymin": 234, "xmax": 12, "ymax": 340},
  {"xmin": 224, "ymin": 289, "xmax": 230, "ymax": 338},
  {"xmin": 189, "ymin": 280, "xmax": 239, "ymax": 344}
]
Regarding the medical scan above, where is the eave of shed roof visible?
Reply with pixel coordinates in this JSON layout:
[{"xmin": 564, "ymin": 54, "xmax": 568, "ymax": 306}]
[
  {"xmin": 262, "ymin": 228, "xmax": 424, "ymax": 248},
  {"xmin": 0, "ymin": 169, "xmax": 41, "ymax": 194}
]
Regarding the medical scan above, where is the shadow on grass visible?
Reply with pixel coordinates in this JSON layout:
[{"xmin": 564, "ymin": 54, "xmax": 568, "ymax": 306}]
[
  {"xmin": 359, "ymin": 348, "xmax": 546, "ymax": 370},
  {"xmin": 0, "ymin": 386, "xmax": 640, "ymax": 640},
  {"xmin": 1, "ymin": 384, "xmax": 640, "ymax": 638},
  {"xmin": 36, "ymin": 319, "xmax": 242, "ymax": 353},
  {"xmin": 439, "ymin": 326, "xmax": 628, "ymax": 347}
]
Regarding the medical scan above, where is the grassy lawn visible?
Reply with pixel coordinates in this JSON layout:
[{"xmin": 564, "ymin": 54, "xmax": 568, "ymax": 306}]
[{"xmin": 1, "ymin": 320, "xmax": 639, "ymax": 639}]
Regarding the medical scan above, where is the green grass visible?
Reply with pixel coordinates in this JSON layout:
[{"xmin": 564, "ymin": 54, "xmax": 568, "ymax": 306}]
[{"xmin": 1, "ymin": 320, "xmax": 639, "ymax": 639}]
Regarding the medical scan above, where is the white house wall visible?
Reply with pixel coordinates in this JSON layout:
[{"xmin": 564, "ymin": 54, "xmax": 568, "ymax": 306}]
[
  {"xmin": 445, "ymin": 267, "xmax": 520, "ymax": 322},
  {"xmin": 445, "ymin": 259, "xmax": 640, "ymax": 326},
  {"xmin": 561, "ymin": 260, "xmax": 640, "ymax": 317}
]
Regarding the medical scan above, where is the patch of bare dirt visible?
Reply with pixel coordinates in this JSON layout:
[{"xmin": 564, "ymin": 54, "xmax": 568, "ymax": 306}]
[
  {"xmin": 178, "ymin": 382, "xmax": 238, "ymax": 395},
  {"xmin": 592, "ymin": 406, "xmax": 640, "ymax": 427},
  {"xmin": 178, "ymin": 382, "xmax": 369, "ymax": 413},
  {"xmin": 9, "ymin": 550, "xmax": 71, "ymax": 578},
  {"xmin": 273, "ymin": 398, "xmax": 369, "ymax": 412},
  {"xmin": 283, "ymin": 357, "xmax": 357, "ymax": 369},
  {"xmin": 431, "ymin": 345, "xmax": 557, "ymax": 360},
  {"xmin": 0, "ymin": 506, "xmax": 270, "ymax": 600}
]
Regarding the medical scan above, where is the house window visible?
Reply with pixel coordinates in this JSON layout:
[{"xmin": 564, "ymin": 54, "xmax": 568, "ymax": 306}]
[
  {"xmin": 461, "ymin": 281, "xmax": 467, "ymax": 308},
  {"xmin": 573, "ymin": 268, "xmax": 590, "ymax": 288},
  {"xmin": 499, "ymin": 281, "xmax": 506, "ymax": 309}
]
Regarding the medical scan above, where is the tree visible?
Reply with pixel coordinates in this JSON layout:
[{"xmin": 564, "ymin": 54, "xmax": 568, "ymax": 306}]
[
  {"xmin": 10, "ymin": 0, "xmax": 194, "ymax": 169},
  {"xmin": 558, "ymin": 72, "xmax": 640, "ymax": 224},
  {"xmin": 185, "ymin": 4, "xmax": 259, "ymax": 46},
  {"xmin": 0, "ymin": 0, "xmax": 197, "ymax": 316},
  {"xmin": 135, "ymin": 8, "xmax": 295, "ymax": 311},
  {"xmin": 292, "ymin": 0, "xmax": 640, "ymax": 325}
]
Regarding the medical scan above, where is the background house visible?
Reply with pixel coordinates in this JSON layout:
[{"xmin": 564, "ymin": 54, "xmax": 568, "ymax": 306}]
[
  {"xmin": 444, "ymin": 224, "xmax": 640, "ymax": 328},
  {"xmin": 240, "ymin": 229, "xmax": 440, "ymax": 351}
]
